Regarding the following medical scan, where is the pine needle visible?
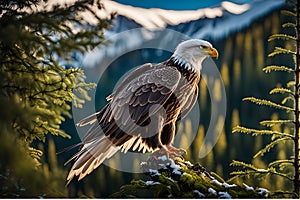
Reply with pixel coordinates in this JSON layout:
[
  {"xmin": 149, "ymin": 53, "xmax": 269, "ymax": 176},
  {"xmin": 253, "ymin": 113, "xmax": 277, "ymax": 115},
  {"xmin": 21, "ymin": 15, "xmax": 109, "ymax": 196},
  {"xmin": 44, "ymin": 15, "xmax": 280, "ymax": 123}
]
[
  {"xmin": 260, "ymin": 119, "xmax": 294, "ymax": 127},
  {"xmin": 243, "ymin": 97, "xmax": 294, "ymax": 111},
  {"xmin": 268, "ymin": 34, "xmax": 296, "ymax": 42},
  {"xmin": 269, "ymin": 87, "xmax": 293, "ymax": 95},
  {"xmin": 262, "ymin": 65, "xmax": 294, "ymax": 73}
]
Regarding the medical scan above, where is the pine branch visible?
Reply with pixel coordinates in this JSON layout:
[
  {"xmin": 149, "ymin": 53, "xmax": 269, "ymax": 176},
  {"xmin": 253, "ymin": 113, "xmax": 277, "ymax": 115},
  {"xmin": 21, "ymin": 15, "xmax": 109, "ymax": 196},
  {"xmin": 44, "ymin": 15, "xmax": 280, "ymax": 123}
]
[
  {"xmin": 268, "ymin": 34, "xmax": 297, "ymax": 42},
  {"xmin": 294, "ymin": 0, "xmax": 300, "ymax": 195},
  {"xmin": 268, "ymin": 168, "xmax": 294, "ymax": 181},
  {"xmin": 233, "ymin": 125, "xmax": 294, "ymax": 139},
  {"xmin": 281, "ymin": 10, "xmax": 297, "ymax": 17},
  {"xmin": 287, "ymin": 81, "xmax": 296, "ymax": 88},
  {"xmin": 260, "ymin": 119, "xmax": 294, "ymax": 127},
  {"xmin": 230, "ymin": 162, "xmax": 293, "ymax": 181},
  {"xmin": 268, "ymin": 159, "xmax": 294, "ymax": 168},
  {"xmin": 268, "ymin": 47, "xmax": 296, "ymax": 57},
  {"xmin": 269, "ymin": 87, "xmax": 294, "ymax": 96},
  {"xmin": 230, "ymin": 160, "xmax": 258, "ymax": 171},
  {"xmin": 253, "ymin": 137, "xmax": 293, "ymax": 158},
  {"xmin": 281, "ymin": 96, "xmax": 294, "ymax": 105},
  {"xmin": 263, "ymin": 65, "xmax": 294, "ymax": 73},
  {"xmin": 282, "ymin": 22, "xmax": 297, "ymax": 29},
  {"xmin": 243, "ymin": 97, "xmax": 294, "ymax": 112}
]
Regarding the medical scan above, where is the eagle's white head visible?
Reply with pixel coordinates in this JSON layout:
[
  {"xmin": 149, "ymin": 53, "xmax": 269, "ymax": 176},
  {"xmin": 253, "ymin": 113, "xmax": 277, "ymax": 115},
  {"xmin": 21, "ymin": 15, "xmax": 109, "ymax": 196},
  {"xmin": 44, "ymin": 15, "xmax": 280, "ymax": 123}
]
[{"xmin": 171, "ymin": 39, "xmax": 218, "ymax": 72}]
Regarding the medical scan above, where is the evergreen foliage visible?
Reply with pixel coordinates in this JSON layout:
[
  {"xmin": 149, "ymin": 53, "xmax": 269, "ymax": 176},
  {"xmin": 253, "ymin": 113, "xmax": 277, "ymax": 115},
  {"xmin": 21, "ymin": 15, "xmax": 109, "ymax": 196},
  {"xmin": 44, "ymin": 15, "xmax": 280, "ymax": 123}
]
[
  {"xmin": 230, "ymin": 0, "xmax": 299, "ymax": 197},
  {"xmin": 112, "ymin": 156, "xmax": 271, "ymax": 198},
  {"xmin": 0, "ymin": 0, "xmax": 112, "ymax": 197}
]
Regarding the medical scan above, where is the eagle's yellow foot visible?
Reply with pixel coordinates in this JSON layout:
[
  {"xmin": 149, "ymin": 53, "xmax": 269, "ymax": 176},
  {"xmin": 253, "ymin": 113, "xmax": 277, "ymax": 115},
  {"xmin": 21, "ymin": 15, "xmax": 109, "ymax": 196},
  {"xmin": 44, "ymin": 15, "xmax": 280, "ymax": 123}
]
[{"xmin": 166, "ymin": 145, "xmax": 186, "ymax": 157}]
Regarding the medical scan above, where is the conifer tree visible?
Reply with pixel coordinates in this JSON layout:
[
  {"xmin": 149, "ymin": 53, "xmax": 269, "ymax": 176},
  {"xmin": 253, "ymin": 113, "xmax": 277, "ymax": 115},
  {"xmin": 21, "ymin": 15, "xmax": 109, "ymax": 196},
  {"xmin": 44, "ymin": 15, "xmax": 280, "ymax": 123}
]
[
  {"xmin": 230, "ymin": 0, "xmax": 299, "ymax": 197},
  {"xmin": 0, "ymin": 0, "xmax": 112, "ymax": 197}
]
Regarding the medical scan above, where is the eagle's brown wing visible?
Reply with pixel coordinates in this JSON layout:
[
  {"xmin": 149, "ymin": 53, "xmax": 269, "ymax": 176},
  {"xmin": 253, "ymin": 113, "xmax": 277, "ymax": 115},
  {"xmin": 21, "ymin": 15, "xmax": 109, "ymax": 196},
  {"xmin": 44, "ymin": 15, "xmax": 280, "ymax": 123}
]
[
  {"xmin": 77, "ymin": 63, "xmax": 154, "ymax": 143},
  {"xmin": 104, "ymin": 64, "xmax": 182, "ymax": 152}
]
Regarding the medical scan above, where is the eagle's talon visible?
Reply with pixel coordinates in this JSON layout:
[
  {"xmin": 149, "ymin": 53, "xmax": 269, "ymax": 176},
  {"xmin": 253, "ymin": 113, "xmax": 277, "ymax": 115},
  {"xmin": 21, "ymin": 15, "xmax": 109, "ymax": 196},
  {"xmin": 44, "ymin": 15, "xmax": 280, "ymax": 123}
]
[
  {"xmin": 166, "ymin": 146, "xmax": 186, "ymax": 156},
  {"xmin": 152, "ymin": 146, "xmax": 186, "ymax": 160}
]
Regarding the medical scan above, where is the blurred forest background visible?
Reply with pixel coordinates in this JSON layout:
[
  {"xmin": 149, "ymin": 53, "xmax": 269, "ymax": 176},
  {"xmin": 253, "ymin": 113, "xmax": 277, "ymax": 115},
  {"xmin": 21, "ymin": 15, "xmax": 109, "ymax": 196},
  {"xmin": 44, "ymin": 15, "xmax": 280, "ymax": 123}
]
[{"xmin": 0, "ymin": 0, "xmax": 295, "ymax": 198}]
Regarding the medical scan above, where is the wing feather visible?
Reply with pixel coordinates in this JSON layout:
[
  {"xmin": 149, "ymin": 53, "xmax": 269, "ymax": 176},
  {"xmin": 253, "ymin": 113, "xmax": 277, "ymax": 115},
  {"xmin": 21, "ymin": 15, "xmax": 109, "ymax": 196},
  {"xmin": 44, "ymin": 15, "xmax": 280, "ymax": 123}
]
[{"xmin": 107, "ymin": 65, "xmax": 181, "ymax": 151}]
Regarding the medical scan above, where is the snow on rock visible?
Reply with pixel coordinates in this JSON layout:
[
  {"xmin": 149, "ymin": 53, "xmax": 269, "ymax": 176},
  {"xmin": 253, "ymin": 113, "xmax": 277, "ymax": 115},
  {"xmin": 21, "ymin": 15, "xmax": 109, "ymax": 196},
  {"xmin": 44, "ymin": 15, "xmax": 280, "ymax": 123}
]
[
  {"xmin": 148, "ymin": 169, "xmax": 161, "ymax": 176},
  {"xmin": 184, "ymin": 160, "xmax": 193, "ymax": 167},
  {"xmin": 219, "ymin": 191, "xmax": 232, "ymax": 199},
  {"xmin": 243, "ymin": 183, "xmax": 254, "ymax": 191},
  {"xmin": 169, "ymin": 159, "xmax": 182, "ymax": 175},
  {"xmin": 210, "ymin": 177, "xmax": 236, "ymax": 188},
  {"xmin": 211, "ymin": 179, "xmax": 223, "ymax": 186},
  {"xmin": 208, "ymin": 187, "xmax": 217, "ymax": 196},
  {"xmin": 145, "ymin": 181, "xmax": 160, "ymax": 186},
  {"xmin": 167, "ymin": 177, "xmax": 175, "ymax": 182},
  {"xmin": 257, "ymin": 188, "xmax": 269, "ymax": 198},
  {"xmin": 194, "ymin": 190, "xmax": 205, "ymax": 198},
  {"xmin": 222, "ymin": 182, "xmax": 237, "ymax": 188},
  {"xmin": 157, "ymin": 155, "xmax": 168, "ymax": 161}
]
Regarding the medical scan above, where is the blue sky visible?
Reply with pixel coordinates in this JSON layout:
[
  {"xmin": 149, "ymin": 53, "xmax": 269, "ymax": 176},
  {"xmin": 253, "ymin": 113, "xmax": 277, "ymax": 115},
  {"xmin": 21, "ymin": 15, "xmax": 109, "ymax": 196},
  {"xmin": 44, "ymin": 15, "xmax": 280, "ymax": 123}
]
[{"xmin": 114, "ymin": 0, "xmax": 253, "ymax": 10}]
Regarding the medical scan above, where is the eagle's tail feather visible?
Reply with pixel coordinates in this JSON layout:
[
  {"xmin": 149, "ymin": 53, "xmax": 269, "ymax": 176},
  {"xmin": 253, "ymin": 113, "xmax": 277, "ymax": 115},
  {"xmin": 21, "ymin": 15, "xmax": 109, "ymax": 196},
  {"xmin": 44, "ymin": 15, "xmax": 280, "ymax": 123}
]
[
  {"xmin": 66, "ymin": 136, "xmax": 119, "ymax": 184},
  {"xmin": 76, "ymin": 112, "xmax": 100, "ymax": 127}
]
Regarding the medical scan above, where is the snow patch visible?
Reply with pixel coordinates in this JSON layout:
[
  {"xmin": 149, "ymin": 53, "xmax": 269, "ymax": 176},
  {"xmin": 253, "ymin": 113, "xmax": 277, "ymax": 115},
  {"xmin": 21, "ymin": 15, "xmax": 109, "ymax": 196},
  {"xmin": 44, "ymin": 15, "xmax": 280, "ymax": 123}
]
[
  {"xmin": 148, "ymin": 169, "xmax": 161, "ymax": 176},
  {"xmin": 211, "ymin": 179, "xmax": 222, "ymax": 186},
  {"xmin": 257, "ymin": 168, "xmax": 268, "ymax": 173},
  {"xmin": 184, "ymin": 161, "xmax": 193, "ymax": 166},
  {"xmin": 208, "ymin": 187, "xmax": 217, "ymax": 196},
  {"xmin": 169, "ymin": 159, "xmax": 182, "ymax": 175},
  {"xmin": 257, "ymin": 188, "xmax": 269, "ymax": 197},
  {"xmin": 145, "ymin": 181, "xmax": 160, "ymax": 186},
  {"xmin": 194, "ymin": 190, "xmax": 205, "ymax": 197},
  {"xmin": 218, "ymin": 191, "xmax": 232, "ymax": 199},
  {"xmin": 157, "ymin": 155, "xmax": 168, "ymax": 161},
  {"xmin": 223, "ymin": 182, "xmax": 237, "ymax": 188},
  {"xmin": 167, "ymin": 177, "xmax": 176, "ymax": 183},
  {"xmin": 243, "ymin": 183, "xmax": 254, "ymax": 191}
]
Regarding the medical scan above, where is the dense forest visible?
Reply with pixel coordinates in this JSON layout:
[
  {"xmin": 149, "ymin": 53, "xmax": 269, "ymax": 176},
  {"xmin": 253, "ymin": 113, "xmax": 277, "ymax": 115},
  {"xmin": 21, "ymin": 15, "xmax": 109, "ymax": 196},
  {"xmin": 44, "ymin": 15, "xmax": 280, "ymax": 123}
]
[{"xmin": 0, "ymin": 0, "xmax": 298, "ymax": 198}]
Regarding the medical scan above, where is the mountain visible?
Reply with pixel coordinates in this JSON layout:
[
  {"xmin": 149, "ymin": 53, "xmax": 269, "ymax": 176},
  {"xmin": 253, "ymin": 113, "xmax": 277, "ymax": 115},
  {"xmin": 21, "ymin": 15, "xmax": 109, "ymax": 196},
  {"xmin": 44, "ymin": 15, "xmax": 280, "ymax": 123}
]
[{"xmin": 81, "ymin": 0, "xmax": 285, "ymax": 68}]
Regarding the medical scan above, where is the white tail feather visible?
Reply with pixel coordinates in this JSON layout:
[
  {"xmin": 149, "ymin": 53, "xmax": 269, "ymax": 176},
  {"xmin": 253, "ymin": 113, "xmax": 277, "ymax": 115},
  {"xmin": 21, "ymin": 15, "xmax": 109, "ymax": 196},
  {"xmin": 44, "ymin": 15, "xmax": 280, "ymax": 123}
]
[
  {"xmin": 76, "ymin": 112, "xmax": 100, "ymax": 127},
  {"xmin": 67, "ymin": 136, "xmax": 119, "ymax": 183}
]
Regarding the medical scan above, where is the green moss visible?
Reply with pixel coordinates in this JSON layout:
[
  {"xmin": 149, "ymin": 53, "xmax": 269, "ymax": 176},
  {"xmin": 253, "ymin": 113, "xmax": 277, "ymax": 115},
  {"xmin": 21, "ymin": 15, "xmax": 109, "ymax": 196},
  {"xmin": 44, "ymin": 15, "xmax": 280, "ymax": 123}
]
[{"xmin": 112, "ymin": 156, "xmax": 272, "ymax": 198}]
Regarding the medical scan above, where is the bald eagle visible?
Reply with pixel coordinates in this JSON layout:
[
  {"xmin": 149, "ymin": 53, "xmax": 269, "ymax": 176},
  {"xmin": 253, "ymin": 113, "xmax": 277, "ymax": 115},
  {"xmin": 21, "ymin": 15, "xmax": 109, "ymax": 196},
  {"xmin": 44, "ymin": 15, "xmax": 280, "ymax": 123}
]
[{"xmin": 66, "ymin": 39, "xmax": 218, "ymax": 182}]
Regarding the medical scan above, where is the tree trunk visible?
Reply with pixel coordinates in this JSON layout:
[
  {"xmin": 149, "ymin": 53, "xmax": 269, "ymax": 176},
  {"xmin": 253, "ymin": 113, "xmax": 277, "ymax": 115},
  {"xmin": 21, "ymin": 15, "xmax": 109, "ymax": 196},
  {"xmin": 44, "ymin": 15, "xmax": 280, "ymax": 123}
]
[{"xmin": 294, "ymin": 0, "xmax": 300, "ymax": 196}]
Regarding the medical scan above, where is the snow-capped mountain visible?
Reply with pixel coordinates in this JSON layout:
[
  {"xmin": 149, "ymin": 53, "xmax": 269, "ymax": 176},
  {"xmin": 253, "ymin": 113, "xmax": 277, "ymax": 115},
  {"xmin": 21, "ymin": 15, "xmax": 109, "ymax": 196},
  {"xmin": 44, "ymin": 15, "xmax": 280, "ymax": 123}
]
[{"xmin": 81, "ymin": 0, "xmax": 285, "ymax": 68}]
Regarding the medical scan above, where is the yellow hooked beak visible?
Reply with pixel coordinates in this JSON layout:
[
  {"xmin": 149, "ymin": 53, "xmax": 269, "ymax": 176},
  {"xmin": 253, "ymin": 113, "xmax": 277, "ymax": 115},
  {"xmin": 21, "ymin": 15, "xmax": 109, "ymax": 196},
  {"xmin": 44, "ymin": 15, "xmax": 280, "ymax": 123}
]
[{"xmin": 208, "ymin": 47, "xmax": 219, "ymax": 59}]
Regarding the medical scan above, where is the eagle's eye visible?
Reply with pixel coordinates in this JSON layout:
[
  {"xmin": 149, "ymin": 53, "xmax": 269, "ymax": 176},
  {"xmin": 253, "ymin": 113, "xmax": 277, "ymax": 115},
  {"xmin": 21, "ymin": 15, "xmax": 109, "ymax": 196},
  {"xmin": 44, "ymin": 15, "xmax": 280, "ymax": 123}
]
[{"xmin": 199, "ymin": 45, "xmax": 207, "ymax": 49}]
